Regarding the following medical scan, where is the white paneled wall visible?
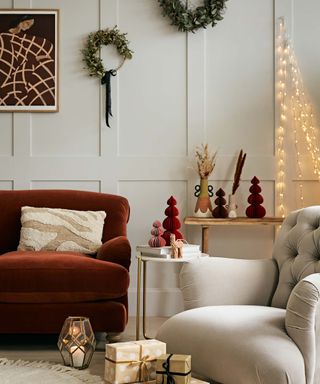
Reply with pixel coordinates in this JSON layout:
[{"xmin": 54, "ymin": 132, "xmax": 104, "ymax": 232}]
[
  {"xmin": 294, "ymin": 1, "xmax": 320, "ymax": 121},
  {"xmin": 0, "ymin": 0, "xmax": 301, "ymax": 315},
  {"xmin": 206, "ymin": 0, "xmax": 274, "ymax": 156}
]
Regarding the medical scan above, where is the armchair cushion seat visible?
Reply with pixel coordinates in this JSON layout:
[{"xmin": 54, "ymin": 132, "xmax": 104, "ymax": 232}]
[
  {"xmin": 0, "ymin": 251, "xmax": 129, "ymax": 303},
  {"xmin": 157, "ymin": 305, "xmax": 306, "ymax": 384}
]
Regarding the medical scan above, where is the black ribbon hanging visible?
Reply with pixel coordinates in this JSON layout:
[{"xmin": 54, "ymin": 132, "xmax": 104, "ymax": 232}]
[{"xmin": 101, "ymin": 69, "xmax": 117, "ymax": 127}]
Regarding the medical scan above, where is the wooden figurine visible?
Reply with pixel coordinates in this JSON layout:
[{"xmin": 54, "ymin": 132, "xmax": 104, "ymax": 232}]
[{"xmin": 170, "ymin": 234, "xmax": 184, "ymax": 258}]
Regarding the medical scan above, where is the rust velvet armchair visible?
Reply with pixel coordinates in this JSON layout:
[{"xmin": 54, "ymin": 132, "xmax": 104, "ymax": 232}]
[{"xmin": 0, "ymin": 189, "xmax": 131, "ymax": 334}]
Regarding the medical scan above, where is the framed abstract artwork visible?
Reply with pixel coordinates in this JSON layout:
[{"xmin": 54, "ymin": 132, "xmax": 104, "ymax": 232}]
[{"xmin": 0, "ymin": 9, "xmax": 59, "ymax": 112}]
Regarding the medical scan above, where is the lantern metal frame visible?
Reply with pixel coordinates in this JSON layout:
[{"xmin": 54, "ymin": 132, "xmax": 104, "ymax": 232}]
[{"xmin": 57, "ymin": 316, "xmax": 96, "ymax": 370}]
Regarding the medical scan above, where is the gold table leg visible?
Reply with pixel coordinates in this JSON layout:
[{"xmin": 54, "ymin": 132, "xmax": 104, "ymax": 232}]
[
  {"xmin": 142, "ymin": 260, "xmax": 151, "ymax": 339},
  {"xmin": 135, "ymin": 255, "xmax": 142, "ymax": 340}
]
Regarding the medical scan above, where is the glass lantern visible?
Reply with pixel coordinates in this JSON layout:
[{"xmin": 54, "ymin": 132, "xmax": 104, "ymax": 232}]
[{"xmin": 57, "ymin": 316, "xmax": 96, "ymax": 369}]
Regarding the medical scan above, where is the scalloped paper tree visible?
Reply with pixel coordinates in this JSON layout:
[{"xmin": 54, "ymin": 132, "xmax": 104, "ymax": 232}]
[
  {"xmin": 212, "ymin": 188, "xmax": 228, "ymax": 218},
  {"xmin": 162, "ymin": 196, "xmax": 184, "ymax": 246},
  {"xmin": 148, "ymin": 220, "xmax": 166, "ymax": 247},
  {"xmin": 245, "ymin": 176, "xmax": 266, "ymax": 218}
]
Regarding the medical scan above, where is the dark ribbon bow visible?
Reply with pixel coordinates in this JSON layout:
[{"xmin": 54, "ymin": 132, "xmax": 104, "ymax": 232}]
[
  {"xmin": 162, "ymin": 354, "xmax": 175, "ymax": 384},
  {"xmin": 157, "ymin": 354, "xmax": 192, "ymax": 384},
  {"xmin": 101, "ymin": 69, "xmax": 117, "ymax": 127}
]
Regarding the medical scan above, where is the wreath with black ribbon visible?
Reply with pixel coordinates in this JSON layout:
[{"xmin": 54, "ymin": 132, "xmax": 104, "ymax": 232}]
[
  {"xmin": 82, "ymin": 27, "xmax": 133, "ymax": 127},
  {"xmin": 158, "ymin": 0, "xmax": 228, "ymax": 32}
]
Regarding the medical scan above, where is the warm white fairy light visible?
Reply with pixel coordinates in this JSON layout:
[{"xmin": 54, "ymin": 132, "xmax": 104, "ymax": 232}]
[
  {"xmin": 289, "ymin": 48, "xmax": 320, "ymax": 178},
  {"xmin": 276, "ymin": 18, "xmax": 287, "ymax": 217},
  {"xmin": 276, "ymin": 18, "xmax": 320, "ymax": 213},
  {"xmin": 291, "ymin": 93, "xmax": 304, "ymax": 207}
]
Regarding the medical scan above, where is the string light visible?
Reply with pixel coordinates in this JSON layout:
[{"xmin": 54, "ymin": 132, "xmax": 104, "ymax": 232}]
[
  {"xmin": 291, "ymin": 93, "xmax": 304, "ymax": 207},
  {"xmin": 276, "ymin": 18, "xmax": 287, "ymax": 217},
  {"xmin": 276, "ymin": 18, "xmax": 320, "ymax": 214},
  {"xmin": 288, "ymin": 47, "xmax": 320, "ymax": 178}
]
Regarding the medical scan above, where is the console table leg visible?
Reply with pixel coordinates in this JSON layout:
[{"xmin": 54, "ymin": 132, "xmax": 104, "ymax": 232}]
[{"xmin": 202, "ymin": 226, "xmax": 209, "ymax": 254}]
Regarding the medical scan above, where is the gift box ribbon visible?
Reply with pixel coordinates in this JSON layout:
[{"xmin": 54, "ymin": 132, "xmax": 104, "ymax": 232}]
[
  {"xmin": 105, "ymin": 345, "xmax": 155, "ymax": 382},
  {"xmin": 156, "ymin": 354, "xmax": 192, "ymax": 384}
]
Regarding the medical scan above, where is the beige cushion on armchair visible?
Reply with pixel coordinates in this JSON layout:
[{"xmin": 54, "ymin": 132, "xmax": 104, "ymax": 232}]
[
  {"xmin": 157, "ymin": 206, "xmax": 320, "ymax": 384},
  {"xmin": 180, "ymin": 257, "xmax": 278, "ymax": 309}
]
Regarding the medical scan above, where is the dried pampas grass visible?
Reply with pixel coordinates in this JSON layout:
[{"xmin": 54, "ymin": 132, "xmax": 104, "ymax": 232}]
[
  {"xmin": 231, "ymin": 149, "xmax": 246, "ymax": 195},
  {"xmin": 195, "ymin": 144, "xmax": 217, "ymax": 179}
]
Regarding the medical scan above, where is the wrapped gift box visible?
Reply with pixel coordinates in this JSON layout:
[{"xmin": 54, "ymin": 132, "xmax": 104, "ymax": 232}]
[
  {"xmin": 190, "ymin": 378, "xmax": 209, "ymax": 384},
  {"xmin": 105, "ymin": 339, "xmax": 166, "ymax": 384},
  {"xmin": 137, "ymin": 382, "xmax": 156, "ymax": 384},
  {"xmin": 156, "ymin": 354, "xmax": 191, "ymax": 384}
]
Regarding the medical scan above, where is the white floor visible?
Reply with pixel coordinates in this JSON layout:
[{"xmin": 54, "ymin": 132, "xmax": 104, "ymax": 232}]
[{"xmin": 0, "ymin": 317, "xmax": 168, "ymax": 380}]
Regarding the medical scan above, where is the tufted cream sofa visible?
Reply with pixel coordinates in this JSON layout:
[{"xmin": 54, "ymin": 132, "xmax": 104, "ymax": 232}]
[{"xmin": 157, "ymin": 206, "xmax": 320, "ymax": 384}]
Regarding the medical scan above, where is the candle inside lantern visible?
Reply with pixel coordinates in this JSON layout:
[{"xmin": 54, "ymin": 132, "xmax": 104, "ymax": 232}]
[
  {"xmin": 71, "ymin": 325, "xmax": 80, "ymax": 336},
  {"xmin": 70, "ymin": 345, "xmax": 85, "ymax": 368}
]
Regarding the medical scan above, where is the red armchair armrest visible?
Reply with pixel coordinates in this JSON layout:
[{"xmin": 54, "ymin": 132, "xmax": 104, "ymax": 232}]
[{"xmin": 96, "ymin": 236, "xmax": 131, "ymax": 271}]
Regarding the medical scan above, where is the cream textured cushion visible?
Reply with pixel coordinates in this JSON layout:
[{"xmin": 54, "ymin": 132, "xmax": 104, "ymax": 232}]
[
  {"xmin": 180, "ymin": 257, "xmax": 278, "ymax": 309},
  {"xmin": 18, "ymin": 206, "xmax": 106, "ymax": 254}
]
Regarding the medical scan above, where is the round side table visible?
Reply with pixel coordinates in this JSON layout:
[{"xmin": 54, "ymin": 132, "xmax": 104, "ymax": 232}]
[{"xmin": 135, "ymin": 246, "xmax": 208, "ymax": 340}]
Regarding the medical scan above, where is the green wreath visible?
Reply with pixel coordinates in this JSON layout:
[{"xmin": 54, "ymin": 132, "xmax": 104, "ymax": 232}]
[
  {"xmin": 158, "ymin": 0, "xmax": 228, "ymax": 32},
  {"xmin": 82, "ymin": 26, "xmax": 133, "ymax": 79},
  {"xmin": 82, "ymin": 26, "xmax": 133, "ymax": 127}
]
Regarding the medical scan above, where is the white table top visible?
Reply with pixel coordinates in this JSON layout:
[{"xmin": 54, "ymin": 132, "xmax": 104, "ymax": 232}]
[{"xmin": 136, "ymin": 253, "xmax": 209, "ymax": 263}]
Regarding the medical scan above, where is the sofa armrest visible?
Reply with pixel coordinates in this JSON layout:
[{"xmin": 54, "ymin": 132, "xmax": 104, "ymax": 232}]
[
  {"xmin": 285, "ymin": 273, "xmax": 320, "ymax": 384},
  {"xmin": 180, "ymin": 257, "xmax": 278, "ymax": 310},
  {"xmin": 96, "ymin": 236, "xmax": 131, "ymax": 270}
]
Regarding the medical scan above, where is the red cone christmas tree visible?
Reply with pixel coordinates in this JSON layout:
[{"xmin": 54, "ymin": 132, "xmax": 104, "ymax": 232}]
[
  {"xmin": 162, "ymin": 196, "xmax": 184, "ymax": 246},
  {"xmin": 148, "ymin": 220, "xmax": 166, "ymax": 247},
  {"xmin": 212, "ymin": 188, "xmax": 228, "ymax": 218},
  {"xmin": 245, "ymin": 176, "xmax": 266, "ymax": 218}
]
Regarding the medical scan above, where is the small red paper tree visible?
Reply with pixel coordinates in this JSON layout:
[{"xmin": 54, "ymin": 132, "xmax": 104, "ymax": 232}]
[
  {"xmin": 245, "ymin": 176, "xmax": 266, "ymax": 218},
  {"xmin": 148, "ymin": 220, "xmax": 166, "ymax": 247},
  {"xmin": 212, "ymin": 188, "xmax": 228, "ymax": 218},
  {"xmin": 162, "ymin": 196, "xmax": 184, "ymax": 246}
]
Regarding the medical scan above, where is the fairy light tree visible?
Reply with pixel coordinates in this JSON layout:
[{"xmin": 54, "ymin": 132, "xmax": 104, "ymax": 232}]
[{"xmin": 276, "ymin": 18, "xmax": 320, "ymax": 215}]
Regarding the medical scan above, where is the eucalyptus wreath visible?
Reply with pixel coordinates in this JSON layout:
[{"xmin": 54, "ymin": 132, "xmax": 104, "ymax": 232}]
[
  {"xmin": 82, "ymin": 26, "xmax": 133, "ymax": 79},
  {"xmin": 158, "ymin": 0, "xmax": 228, "ymax": 32}
]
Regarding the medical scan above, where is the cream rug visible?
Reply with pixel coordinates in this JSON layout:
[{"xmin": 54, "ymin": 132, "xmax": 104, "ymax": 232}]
[{"xmin": 0, "ymin": 358, "xmax": 104, "ymax": 383}]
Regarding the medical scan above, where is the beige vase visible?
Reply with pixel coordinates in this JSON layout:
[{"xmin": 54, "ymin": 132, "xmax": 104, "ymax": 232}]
[
  {"xmin": 194, "ymin": 178, "xmax": 213, "ymax": 217},
  {"xmin": 227, "ymin": 194, "xmax": 237, "ymax": 218}
]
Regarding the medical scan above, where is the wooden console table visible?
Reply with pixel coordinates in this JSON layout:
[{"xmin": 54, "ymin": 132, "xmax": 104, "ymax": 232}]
[{"xmin": 184, "ymin": 217, "xmax": 284, "ymax": 254}]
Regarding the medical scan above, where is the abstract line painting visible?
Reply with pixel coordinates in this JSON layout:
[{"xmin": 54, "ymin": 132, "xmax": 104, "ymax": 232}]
[{"xmin": 0, "ymin": 10, "xmax": 58, "ymax": 112}]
